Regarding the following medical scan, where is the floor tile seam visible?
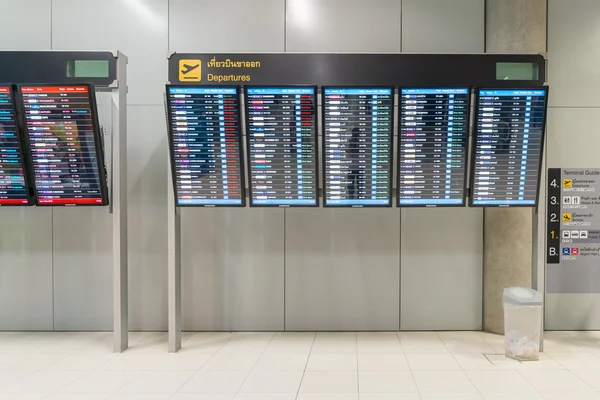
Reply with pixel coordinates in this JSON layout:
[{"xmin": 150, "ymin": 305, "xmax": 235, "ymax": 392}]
[
  {"xmin": 437, "ymin": 331, "xmax": 487, "ymax": 398},
  {"xmin": 355, "ymin": 332, "xmax": 359, "ymax": 395},
  {"xmin": 294, "ymin": 332, "xmax": 317, "ymax": 400},
  {"xmin": 172, "ymin": 332, "xmax": 238, "ymax": 395},
  {"xmin": 8, "ymin": 367, "xmax": 90, "ymax": 399},
  {"xmin": 233, "ymin": 333, "xmax": 277, "ymax": 397},
  {"xmin": 515, "ymin": 368, "xmax": 598, "ymax": 393},
  {"xmin": 403, "ymin": 334, "xmax": 422, "ymax": 399}
]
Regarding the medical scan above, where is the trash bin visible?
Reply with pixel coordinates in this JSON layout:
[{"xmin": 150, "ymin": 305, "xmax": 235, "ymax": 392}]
[{"xmin": 503, "ymin": 287, "xmax": 543, "ymax": 361}]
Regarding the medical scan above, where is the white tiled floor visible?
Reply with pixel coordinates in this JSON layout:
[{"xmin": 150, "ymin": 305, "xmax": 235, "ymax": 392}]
[{"xmin": 0, "ymin": 331, "xmax": 600, "ymax": 399}]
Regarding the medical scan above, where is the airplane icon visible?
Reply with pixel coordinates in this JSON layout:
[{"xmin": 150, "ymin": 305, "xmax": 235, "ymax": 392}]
[
  {"xmin": 181, "ymin": 63, "xmax": 200, "ymax": 75},
  {"xmin": 178, "ymin": 59, "xmax": 201, "ymax": 81}
]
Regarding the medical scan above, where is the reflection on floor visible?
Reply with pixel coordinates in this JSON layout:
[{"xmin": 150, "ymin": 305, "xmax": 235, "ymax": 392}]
[{"xmin": 0, "ymin": 331, "xmax": 600, "ymax": 399}]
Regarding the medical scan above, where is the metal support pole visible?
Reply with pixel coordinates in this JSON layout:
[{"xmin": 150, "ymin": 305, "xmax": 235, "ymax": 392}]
[
  {"xmin": 113, "ymin": 51, "xmax": 129, "ymax": 352},
  {"xmin": 533, "ymin": 145, "xmax": 548, "ymax": 352},
  {"xmin": 168, "ymin": 161, "xmax": 182, "ymax": 352}
]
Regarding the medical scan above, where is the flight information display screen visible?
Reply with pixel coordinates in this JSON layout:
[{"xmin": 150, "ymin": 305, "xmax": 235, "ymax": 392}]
[
  {"xmin": 166, "ymin": 86, "xmax": 245, "ymax": 206},
  {"xmin": 323, "ymin": 87, "xmax": 393, "ymax": 207},
  {"xmin": 398, "ymin": 88, "xmax": 470, "ymax": 207},
  {"xmin": 470, "ymin": 88, "xmax": 548, "ymax": 206},
  {"xmin": 245, "ymin": 87, "xmax": 318, "ymax": 207},
  {"xmin": 20, "ymin": 84, "xmax": 108, "ymax": 206},
  {"xmin": 0, "ymin": 86, "xmax": 31, "ymax": 205}
]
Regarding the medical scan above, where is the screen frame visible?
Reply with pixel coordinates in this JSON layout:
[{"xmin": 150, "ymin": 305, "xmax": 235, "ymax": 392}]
[
  {"xmin": 17, "ymin": 83, "xmax": 109, "ymax": 207},
  {"xmin": 0, "ymin": 84, "xmax": 35, "ymax": 206},
  {"xmin": 468, "ymin": 86, "xmax": 549, "ymax": 208},
  {"xmin": 243, "ymin": 84, "xmax": 320, "ymax": 208},
  {"xmin": 165, "ymin": 84, "xmax": 247, "ymax": 208},
  {"xmin": 321, "ymin": 85, "xmax": 395, "ymax": 208},
  {"xmin": 396, "ymin": 86, "xmax": 472, "ymax": 208}
]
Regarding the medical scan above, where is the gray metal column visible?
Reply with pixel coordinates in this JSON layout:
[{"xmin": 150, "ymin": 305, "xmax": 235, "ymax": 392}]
[
  {"xmin": 113, "ymin": 51, "xmax": 129, "ymax": 352},
  {"xmin": 483, "ymin": 0, "xmax": 547, "ymax": 334},
  {"xmin": 168, "ymin": 161, "xmax": 182, "ymax": 352}
]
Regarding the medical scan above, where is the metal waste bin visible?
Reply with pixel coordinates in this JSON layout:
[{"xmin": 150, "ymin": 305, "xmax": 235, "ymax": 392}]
[{"xmin": 503, "ymin": 287, "xmax": 543, "ymax": 361}]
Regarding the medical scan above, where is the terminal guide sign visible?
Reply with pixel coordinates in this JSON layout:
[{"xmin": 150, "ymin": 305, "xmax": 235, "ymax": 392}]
[{"xmin": 547, "ymin": 168, "xmax": 600, "ymax": 294}]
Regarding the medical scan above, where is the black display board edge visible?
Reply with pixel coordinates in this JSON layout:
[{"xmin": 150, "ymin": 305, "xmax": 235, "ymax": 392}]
[
  {"xmin": 0, "ymin": 84, "xmax": 35, "ymax": 206},
  {"xmin": 165, "ymin": 85, "xmax": 247, "ymax": 208},
  {"xmin": 546, "ymin": 168, "xmax": 562, "ymax": 264},
  {"xmin": 396, "ymin": 86, "xmax": 472, "ymax": 208},
  {"xmin": 17, "ymin": 83, "xmax": 110, "ymax": 207},
  {"xmin": 468, "ymin": 86, "xmax": 550, "ymax": 208},
  {"xmin": 321, "ymin": 86, "xmax": 395, "ymax": 208},
  {"xmin": 0, "ymin": 52, "xmax": 117, "ymax": 86},
  {"xmin": 168, "ymin": 53, "xmax": 546, "ymax": 87},
  {"xmin": 244, "ymin": 85, "xmax": 320, "ymax": 208}
]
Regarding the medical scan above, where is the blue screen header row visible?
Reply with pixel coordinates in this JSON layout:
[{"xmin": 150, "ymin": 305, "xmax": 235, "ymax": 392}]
[
  {"xmin": 247, "ymin": 88, "xmax": 315, "ymax": 95},
  {"xmin": 401, "ymin": 88, "xmax": 469, "ymax": 95},
  {"xmin": 479, "ymin": 89, "xmax": 545, "ymax": 97},
  {"xmin": 169, "ymin": 87, "xmax": 237, "ymax": 95},
  {"xmin": 324, "ymin": 88, "xmax": 392, "ymax": 95}
]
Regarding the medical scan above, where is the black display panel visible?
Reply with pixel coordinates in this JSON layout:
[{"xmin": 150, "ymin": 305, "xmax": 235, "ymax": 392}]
[
  {"xmin": 398, "ymin": 88, "xmax": 470, "ymax": 207},
  {"xmin": 0, "ymin": 86, "xmax": 32, "ymax": 205},
  {"xmin": 322, "ymin": 87, "xmax": 393, "ymax": 207},
  {"xmin": 19, "ymin": 84, "xmax": 108, "ymax": 206},
  {"xmin": 166, "ymin": 86, "xmax": 245, "ymax": 206},
  {"xmin": 470, "ymin": 88, "xmax": 548, "ymax": 207},
  {"xmin": 245, "ymin": 87, "xmax": 318, "ymax": 207}
]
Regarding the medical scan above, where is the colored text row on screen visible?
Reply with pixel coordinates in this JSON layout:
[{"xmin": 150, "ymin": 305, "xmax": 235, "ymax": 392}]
[
  {"xmin": 20, "ymin": 85, "xmax": 105, "ymax": 205},
  {"xmin": 245, "ymin": 87, "xmax": 318, "ymax": 206},
  {"xmin": 0, "ymin": 87, "xmax": 30, "ymax": 205},
  {"xmin": 323, "ymin": 88, "xmax": 393, "ymax": 206},
  {"xmin": 398, "ymin": 88, "xmax": 470, "ymax": 206},
  {"xmin": 471, "ymin": 89, "xmax": 546, "ymax": 206},
  {"xmin": 167, "ymin": 86, "xmax": 244, "ymax": 206}
]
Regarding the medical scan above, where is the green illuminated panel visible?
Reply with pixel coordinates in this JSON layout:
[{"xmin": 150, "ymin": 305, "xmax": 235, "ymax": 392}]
[
  {"xmin": 66, "ymin": 60, "xmax": 109, "ymax": 78},
  {"xmin": 496, "ymin": 62, "xmax": 539, "ymax": 81}
]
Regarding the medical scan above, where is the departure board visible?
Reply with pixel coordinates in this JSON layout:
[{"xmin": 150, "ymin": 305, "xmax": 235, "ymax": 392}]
[
  {"xmin": 166, "ymin": 86, "xmax": 245, "ymax": 206},
  {"xmin": 20, "ymin": 85, "xmax": 108, "ymax": 206},
  {"xmin": 0, "ymin": 86, "xmax": 31, "ymax": 205},
  {"xmin": 245, "ymin": 87, "xmax": 318, "ymax": 206},
  {"xmin": 323, "ymin": 87, "xmax": 393, "ymax": 207},
  {"xmin": 470, "ymin": 88, "xmax": 548, "ymax": 206},
  {"xmin": 398, "ymin": 88, "xmax": 470, "ymax": 207}
]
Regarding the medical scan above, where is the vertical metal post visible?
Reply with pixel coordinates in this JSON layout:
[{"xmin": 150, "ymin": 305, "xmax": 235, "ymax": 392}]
[
  {"xmin": 112, "ymin": 51, "xmax": 129, "ymax": 352},
  {"xmin": 168, "ymin": 161, "xmax": 182, "ymax": 352},
  {"xmin": 533, "ymin": 143, "xmax": 548, "ymax": 352}
]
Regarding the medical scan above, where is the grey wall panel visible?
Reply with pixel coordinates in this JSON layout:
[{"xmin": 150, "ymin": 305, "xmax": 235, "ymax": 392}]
[
  {"xmin": 52, "ymin": 93, "xmax": 114, "ymax": 331},
  {"xmin": 546, "ymin": 295, "xmax": 600, "ymax": 330},
  {"xmin": 52, "ymin": 208, "xmax": 113, "ymax": 331},
  {"xmin": 51, "ymin": 0, "xmax": 169, "ymax": 105},
  {"xmin": 181, "ymin": 209, "xmax": 285, "ymax": 331},
  {"xmin": 0, "ymin": 0, "xmax": 52, "ymax": 331},
  {"xmin": 399, "ymin": 1, "xmax": 483, "ymax": 331},
  {"xmin": 0, "ymin": 0, "xmax": 51, "ymax": 50},
  {"xmin": 169, "ymin": 0, "xmax": 285, "ymax": 52},
  {"xmin": 171, "ymin": 0, "xmax": 286, "ymax": 332},
  {"xmin": 401, "ymin": 208, "xmax": 483, "ymax": 330},
  {"xmin": 127, "ymin": 106, "xmax": 168, "ymax": 331},
  {"xmin": 546, "ymin": 108, "xmax": 600, "ymax": 168},
  {"xmin": 0, "ymin": 209, "xmax": 53, "ymax": 331},
  {"xmin": 285, "ymin": 208, "xmax": 400, "ymax": 331},
  {"xmin": 286, "ymin": 0, "xmax": 401, "ymax": 53},
  {"xmin": 548, "ymin": 0, "xmax": 600, "ymax": 107},
  {"xmin": 402, "ymin": 0, "xmax": 484, "ymax": 53}
]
